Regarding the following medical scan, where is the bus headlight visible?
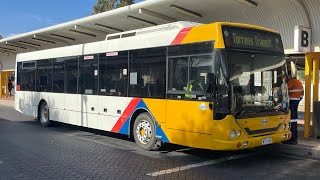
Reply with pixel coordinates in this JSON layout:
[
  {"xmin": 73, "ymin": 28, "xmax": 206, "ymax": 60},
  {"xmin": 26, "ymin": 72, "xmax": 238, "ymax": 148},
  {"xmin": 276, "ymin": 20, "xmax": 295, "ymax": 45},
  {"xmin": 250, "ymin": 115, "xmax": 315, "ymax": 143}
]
[
  {"xmin": 287, "ymin": 123, "xmax": 290, "ymax": 130},
  {"xmin": 283, "ymin": 123, "xmax": 287, "ymax": 130},
  {"xmin": 230, "ymin": 130, "xmax": 236, "ymax": 139},
  {"xmin": 237, "ymin": 130, "xmax": 241, "ymax": 137}
]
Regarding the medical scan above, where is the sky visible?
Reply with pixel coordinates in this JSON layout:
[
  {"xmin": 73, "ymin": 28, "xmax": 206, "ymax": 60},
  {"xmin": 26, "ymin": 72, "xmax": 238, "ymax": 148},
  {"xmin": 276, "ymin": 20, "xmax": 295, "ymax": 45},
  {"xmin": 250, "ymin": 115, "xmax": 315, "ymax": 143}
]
[{"xmin": 0, "ymin": 0, "xmax": 144, "ymax": 38}]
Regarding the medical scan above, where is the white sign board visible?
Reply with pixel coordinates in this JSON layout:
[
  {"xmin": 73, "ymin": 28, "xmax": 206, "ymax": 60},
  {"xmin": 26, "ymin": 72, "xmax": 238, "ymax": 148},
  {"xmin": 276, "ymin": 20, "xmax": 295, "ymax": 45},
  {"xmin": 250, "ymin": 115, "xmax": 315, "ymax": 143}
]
[{"xmin": 294, "ymin": 26, "xmax": 311, "ymax": 53}]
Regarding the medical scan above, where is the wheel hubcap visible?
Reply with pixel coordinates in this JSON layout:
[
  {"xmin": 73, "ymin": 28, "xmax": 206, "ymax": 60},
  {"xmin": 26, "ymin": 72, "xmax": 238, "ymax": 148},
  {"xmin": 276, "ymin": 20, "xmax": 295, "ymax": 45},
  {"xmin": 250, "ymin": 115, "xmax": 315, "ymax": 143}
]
[
  {"xmin": 41, "ymin": 106, "xmax": 49, "ymax": 123},
  {"xmin": 136, "ymin": 120, "xmax": 152, "ymax": 145}
]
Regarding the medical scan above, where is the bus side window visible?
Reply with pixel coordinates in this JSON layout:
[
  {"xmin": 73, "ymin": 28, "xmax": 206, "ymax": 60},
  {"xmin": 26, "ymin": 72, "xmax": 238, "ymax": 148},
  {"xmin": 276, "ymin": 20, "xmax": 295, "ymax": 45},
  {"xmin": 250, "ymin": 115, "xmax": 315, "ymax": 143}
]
[
  {"xmin": 21, "ymin": 61, "xmax": 36, "ymax": 91},
  {"xmin": 79, "ymin": 55, "xmax": 97, "ymax": 95},
  {"xmin": 129, "ymin": 47, "xmax": 166, "ymax": 98},
  {"xmin": 36, "ymin": 59, "xmax": 53, "ymax": 92},
  {"xmin": 99, "ymin": 51, "xmax": 128, "ymax": 97},
  {"xmin": 52, "ymin": 58, "xmax": 65, "ymax": 93}
]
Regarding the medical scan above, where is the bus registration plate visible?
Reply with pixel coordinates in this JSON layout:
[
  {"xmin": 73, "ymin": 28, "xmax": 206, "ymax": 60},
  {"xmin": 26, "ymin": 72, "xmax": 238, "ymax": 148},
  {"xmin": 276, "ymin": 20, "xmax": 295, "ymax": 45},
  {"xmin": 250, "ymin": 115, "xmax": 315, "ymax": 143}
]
[{"xmin": 262, "ymin": 137, "xmax": 272, "ymax": 145}]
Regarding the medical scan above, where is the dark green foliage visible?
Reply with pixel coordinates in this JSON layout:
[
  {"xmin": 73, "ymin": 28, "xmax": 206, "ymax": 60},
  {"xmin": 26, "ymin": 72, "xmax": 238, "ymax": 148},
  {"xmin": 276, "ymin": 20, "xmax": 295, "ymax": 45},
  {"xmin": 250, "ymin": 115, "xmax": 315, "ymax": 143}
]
[{"xmin": 93, "ymin": 0, "xmax": 135, "ymax": 14}]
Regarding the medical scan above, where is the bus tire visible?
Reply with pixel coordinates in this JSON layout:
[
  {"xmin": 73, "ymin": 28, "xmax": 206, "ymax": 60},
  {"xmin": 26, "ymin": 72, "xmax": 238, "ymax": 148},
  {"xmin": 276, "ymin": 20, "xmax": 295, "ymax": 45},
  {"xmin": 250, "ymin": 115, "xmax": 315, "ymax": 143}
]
[
  {"xmin": 133, "ymin": 113, "xmax": 161, "ymax": 151},
  {"xmin": 39, "ymin": 101, "xmax": 51, "ymax": 127}
]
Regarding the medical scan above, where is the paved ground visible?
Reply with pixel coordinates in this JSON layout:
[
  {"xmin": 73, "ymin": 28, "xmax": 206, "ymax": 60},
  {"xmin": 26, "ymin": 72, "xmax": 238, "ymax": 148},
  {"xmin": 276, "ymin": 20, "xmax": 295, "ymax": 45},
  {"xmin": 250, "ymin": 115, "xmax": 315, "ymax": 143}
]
[{"xmin": 1, "ymin": 105, "xmax": 320, "ymax": 180}]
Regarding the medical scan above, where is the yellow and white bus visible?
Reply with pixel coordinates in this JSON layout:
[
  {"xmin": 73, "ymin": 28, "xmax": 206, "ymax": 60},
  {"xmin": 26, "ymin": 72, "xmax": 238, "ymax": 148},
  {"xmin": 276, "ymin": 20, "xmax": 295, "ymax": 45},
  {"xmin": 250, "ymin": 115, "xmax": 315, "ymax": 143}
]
[{"xmin": 15, "ymin": 21, "xmax": 291, "ymax": 151}]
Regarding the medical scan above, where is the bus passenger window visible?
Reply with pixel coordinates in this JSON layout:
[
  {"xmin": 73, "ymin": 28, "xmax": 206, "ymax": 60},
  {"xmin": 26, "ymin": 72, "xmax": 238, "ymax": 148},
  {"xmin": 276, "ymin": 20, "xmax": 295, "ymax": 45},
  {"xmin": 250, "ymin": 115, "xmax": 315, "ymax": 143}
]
[
  {"xmin": 79, "ymin": 55, "xmax": 97, "ymax": 95},
  {"xmin": 52, "ymin": 58, "xmax": 65, "ymax": 93},
  {"xmin": 129, "ymin": 47, "xmax": 166, "ymax": 98},
  {"xmin": 99, "ymin": 51, "xmax": 128, "ymax": 97},
  {"xmin": 167, "ymin": 42, "xmax": 214, "ymax": 101},
  {"xmin": 36, "ymin": 59, "xmax": 53, "ymax": 92},
  {"xmin": 21, "ymin": 61, "xmax": 36, "ymax": 91}
]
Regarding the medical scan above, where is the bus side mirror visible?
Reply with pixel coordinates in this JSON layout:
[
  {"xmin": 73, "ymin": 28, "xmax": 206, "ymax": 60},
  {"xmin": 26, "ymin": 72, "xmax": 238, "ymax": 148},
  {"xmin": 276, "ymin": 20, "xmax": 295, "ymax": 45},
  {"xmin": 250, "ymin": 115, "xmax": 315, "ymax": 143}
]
[{"xmin": 206, "ymin": 73, "xmax": 215, "ymax": 94}]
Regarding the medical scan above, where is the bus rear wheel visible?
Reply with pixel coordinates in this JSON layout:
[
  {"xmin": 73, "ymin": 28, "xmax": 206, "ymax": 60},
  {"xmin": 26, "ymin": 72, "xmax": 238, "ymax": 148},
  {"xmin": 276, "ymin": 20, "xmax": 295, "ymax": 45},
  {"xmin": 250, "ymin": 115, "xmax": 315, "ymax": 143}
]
[
  {"xmin": 133, "ymin": 113, "xmax": 161, "ymax": 151},
  {"xmin": 39, "ymin": 101, "xmax": 51, "ymax": 127}
]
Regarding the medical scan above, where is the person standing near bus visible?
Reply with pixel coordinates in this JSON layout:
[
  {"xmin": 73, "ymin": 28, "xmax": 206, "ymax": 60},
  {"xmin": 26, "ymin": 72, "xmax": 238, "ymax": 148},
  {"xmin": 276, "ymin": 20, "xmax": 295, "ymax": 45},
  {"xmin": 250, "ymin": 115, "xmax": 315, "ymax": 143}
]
[
  {"xmin": 281, "ymin": 74, "xmax": 289, "ymax": 109},
  {"xmin": 8, "ymin": 79, "xmax": 13, "ymax": 97},
  {"xmin": 287, "ymin": 71, "xmax": 304, "ymax": 145}
]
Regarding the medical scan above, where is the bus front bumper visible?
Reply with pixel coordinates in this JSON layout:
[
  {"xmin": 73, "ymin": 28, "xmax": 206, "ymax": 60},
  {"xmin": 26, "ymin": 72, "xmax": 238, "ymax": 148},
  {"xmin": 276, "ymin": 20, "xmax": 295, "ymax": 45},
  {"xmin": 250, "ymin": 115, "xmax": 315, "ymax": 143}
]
[{"xmin": 211, "ymin": 131, "xmax": 292, "ymax": 151}]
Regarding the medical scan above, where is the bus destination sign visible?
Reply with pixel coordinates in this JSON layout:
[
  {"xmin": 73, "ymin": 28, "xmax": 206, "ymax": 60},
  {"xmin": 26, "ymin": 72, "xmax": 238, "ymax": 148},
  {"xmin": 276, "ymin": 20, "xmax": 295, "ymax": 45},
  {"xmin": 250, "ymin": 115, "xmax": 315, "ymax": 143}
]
[{"xmin": 223, "ymin": 26, "xmax": 283, "ymax": 52}]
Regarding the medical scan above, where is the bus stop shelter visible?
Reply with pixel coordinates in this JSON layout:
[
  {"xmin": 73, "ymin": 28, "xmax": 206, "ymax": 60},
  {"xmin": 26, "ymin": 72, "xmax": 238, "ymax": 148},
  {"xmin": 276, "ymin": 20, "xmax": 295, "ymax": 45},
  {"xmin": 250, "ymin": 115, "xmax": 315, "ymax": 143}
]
[{"xmin": 0, "ymin": 0, "xmax": 320, "ymax": 138}]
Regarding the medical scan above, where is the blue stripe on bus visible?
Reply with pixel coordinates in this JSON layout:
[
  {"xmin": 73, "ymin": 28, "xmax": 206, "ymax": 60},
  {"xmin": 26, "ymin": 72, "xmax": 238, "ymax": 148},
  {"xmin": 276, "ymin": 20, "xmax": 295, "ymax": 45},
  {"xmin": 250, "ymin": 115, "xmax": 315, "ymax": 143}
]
[{"xmin": 118, "ymin": 99, "xmax": 170, "ymax": 143}]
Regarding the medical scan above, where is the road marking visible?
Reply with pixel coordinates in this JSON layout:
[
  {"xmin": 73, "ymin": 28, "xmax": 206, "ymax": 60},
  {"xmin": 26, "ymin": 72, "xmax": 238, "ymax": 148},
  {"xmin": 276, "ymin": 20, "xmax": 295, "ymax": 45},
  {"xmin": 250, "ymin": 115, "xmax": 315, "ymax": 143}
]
[
  {"xmin": 276, "ymin": 153, "xmax": 320, "ymax": 162},
  {"xmin": 146, "ymin": 153, "xmax": 256, "ymax": 177}
]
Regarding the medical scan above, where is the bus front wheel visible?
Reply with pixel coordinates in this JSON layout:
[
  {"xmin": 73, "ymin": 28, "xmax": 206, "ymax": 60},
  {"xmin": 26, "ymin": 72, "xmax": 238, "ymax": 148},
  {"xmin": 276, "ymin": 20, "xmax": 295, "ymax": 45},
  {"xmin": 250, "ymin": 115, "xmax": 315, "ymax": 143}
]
[
  {"xmin": 133, "ymin": 113, "xmax": 161, "ymax": 151},
  {"xmin": 38, "ymin": 101, "xmax": 51, "ymax": 127}
]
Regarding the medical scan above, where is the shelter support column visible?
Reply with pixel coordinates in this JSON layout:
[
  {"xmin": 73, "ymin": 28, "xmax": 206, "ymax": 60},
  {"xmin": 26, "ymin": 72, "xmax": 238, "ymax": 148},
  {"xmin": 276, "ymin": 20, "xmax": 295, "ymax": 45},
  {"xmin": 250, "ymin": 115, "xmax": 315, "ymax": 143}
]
[
  {"xmin": 304, "ymin": 52, "xmax": 320, "ymax": 138},
  {"xmin": 312, "ymin": 55, "xmax": 320, "ymax": 138},
  {"xmin": 304, "ymin": 53, "xmax": 312, "ymax": 138},
  {"xmin": 313, "ymin": 58, "xmax": 319, "ymax": 105},
  {"xmin": 5, "ymin": 72, "xmax": 8, "ymax": 98}
]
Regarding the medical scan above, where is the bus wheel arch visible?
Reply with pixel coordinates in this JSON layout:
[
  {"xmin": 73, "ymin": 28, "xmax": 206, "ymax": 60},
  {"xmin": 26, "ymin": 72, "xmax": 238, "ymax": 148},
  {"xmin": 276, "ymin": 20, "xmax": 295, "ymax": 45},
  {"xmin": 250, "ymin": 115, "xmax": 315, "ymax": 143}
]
[
  {"xmin": 38, "ymin": 100, "xmax": 51, "ymax": 127},
  {"xmin": 130, "ymin": 109, "xmax": 161, "ymax": 151}
]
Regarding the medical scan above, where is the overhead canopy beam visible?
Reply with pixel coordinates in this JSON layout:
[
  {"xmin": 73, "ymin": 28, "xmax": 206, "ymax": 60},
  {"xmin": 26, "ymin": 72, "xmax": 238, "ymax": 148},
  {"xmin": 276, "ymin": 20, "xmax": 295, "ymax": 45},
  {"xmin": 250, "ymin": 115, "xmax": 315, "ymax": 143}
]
[
  {"xmin": 127, "ymin": 15, "xmax": 157, "ymax": 26},
  {"xmin": 138, "ymin": 8, "xmax": 176, "ymax": 22},
  {"xmin": 74, "ymin": 25, "xmax": 108, "ymax": 35},
  {"xmin": 50, "ymin": 34, "xmax": 76, "ymax": 41},
  {"xmin": 33, "ymin": 34, "xmax": 70, "ymax": 45},
  {"xmin": 0, "ymin": 47, "xmax": 16, "ymax": 52},
  {"xmin": 236, "ymin": 0, "xmax": 258, "ymax": 7},
  {"xmin": 32, "ymin": 35, "xmax": 56, "ymax": 44},
  {"xmin": 18, "ymin": 41, "xmax": 42, "ymax": 47},
  {"xmin": 69, "ymin": 29, "xmax": 97, "ymax": 37},
  {"xmin": 170, "ymin": 5, "xmax": 202, "ymax": 18},
  {"xmin": 6, "ymin": 42, "xmax": 39, "ymax": 50},
  {"xmin": 5, "ymin": 42, "xmax": 27, "ymax": 50},
  {"xmin": 94, "ymin": 23, "xmax": 123, "ymax": 33}
]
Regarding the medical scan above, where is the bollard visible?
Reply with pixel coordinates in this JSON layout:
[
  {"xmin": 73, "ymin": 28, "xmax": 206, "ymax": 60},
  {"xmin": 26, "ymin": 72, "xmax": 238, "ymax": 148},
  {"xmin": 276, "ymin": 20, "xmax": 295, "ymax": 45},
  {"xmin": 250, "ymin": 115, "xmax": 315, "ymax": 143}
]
[{"xmin": 314, "ymin": 101, "xmax": 320, "ymax": 139}]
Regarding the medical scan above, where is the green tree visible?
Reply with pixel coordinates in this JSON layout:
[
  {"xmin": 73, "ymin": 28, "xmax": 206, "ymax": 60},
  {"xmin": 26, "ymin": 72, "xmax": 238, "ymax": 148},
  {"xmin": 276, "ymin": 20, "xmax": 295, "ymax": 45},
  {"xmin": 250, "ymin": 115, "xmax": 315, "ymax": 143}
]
[
  {"xmin": 297, "ymin": 70, "xmax": 305, "ymax": 82},
  {"xmin": 93, "ymin": 0, "xmax": 135, "ymax": 14},
  {"xmin": 116, "ymin": 0, "xmax": 135, "ymax": 8}
]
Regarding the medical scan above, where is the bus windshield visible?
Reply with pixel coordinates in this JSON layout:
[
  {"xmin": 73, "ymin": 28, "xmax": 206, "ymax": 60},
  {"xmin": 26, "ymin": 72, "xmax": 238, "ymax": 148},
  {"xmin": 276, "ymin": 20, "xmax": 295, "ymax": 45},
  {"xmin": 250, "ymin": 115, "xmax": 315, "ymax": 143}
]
[{"xmin": 227, "ymin": 50, "xmax": 288, "ymax": 118}]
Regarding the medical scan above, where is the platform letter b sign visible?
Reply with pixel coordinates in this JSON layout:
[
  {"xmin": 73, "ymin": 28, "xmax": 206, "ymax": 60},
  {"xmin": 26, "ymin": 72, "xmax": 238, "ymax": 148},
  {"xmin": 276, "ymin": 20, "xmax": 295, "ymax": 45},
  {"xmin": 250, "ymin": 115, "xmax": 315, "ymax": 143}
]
[
  {"xmin": 294, "ymin": 26, "xmax": 311, "ymax": 53},
  {"xmin": 301, "ymin": 30, "xmax": 309, "ymax": 48}
]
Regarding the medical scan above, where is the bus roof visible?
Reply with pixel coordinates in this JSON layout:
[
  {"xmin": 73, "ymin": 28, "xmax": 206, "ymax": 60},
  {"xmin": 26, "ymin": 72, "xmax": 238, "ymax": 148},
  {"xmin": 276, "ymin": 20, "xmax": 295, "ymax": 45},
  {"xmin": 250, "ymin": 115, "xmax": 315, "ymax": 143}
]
[{"xmin": 17, "ymin": 21, "xmax": 282, "ymax": 62}]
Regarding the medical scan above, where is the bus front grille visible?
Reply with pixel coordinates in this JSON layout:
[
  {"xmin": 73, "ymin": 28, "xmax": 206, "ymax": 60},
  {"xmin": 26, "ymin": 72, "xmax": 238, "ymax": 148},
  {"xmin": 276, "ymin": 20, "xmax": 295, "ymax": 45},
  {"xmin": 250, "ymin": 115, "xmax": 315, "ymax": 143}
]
[{"xmin": 244, "ymin": 124, "xmax": 281, "ymax": 136}]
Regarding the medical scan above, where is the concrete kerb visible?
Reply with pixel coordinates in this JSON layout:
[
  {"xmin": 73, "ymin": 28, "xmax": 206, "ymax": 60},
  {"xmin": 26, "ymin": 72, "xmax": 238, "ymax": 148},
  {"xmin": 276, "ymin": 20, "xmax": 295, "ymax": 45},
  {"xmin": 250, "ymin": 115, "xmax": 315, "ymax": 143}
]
[
  {"xmin": 267, "ymin": 140, "xmax": 320, "ymax": 160},
  {"xmin": 266, "ymin": 123, "xmax": 320, "ymax": 160},
  {"xmin": 0, "ymin": 99, "xmax": 14, "ymax": 107}
]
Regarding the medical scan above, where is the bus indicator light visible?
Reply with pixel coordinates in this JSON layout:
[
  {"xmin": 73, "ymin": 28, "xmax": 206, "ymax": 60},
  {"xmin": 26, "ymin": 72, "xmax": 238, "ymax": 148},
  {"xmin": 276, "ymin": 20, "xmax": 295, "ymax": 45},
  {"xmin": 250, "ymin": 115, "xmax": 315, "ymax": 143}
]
[
  {"xmin": 243, "ymin": 141, "xmax": 248, "ymax": 147},
  {"xmin": 237, "ymin": 130, "xmax": 241, "ymax": 137}
]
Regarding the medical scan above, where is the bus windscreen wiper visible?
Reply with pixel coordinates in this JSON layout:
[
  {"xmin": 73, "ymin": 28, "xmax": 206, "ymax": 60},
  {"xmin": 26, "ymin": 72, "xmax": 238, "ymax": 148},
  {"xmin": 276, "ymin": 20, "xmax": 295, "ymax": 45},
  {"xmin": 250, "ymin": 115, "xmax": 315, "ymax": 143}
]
[
  {"xmin": 236, "ymin": 110, "xmax": 254, "ymax": 118},
  {"xmin": 258, "ymin": 108, "xmax": 288, "ymax": 113}
]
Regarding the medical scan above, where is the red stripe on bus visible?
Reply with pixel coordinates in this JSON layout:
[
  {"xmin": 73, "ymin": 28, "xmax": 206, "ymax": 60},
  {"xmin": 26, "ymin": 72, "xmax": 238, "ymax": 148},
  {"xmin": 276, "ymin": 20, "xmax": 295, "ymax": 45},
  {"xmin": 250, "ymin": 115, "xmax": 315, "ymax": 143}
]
[
  {"xmin": 171, "ymin": 27, "xmax": 193, "ymax": 45},
  {"xmin": 111, "ymin": 98, "xmax": 141, "ymax": 133}
]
